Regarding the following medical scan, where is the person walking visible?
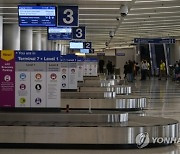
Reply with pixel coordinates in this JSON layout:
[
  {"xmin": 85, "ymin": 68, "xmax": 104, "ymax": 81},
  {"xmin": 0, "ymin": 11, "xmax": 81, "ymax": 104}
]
[
  {"xmin": 98, "ymin": 59, "xmax": 104, "ymax": 73},
  {"xmin": 106, "ymin": 60, "xmax": 113, "ymax": 75},
  {"xmin": 159, "ymin": 60, "xmax": 167, "ymax": 80}
]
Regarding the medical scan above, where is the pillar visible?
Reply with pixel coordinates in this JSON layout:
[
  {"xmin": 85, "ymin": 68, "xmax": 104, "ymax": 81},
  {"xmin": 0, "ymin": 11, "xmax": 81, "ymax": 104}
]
[
  {"xmin": 47, "ymin": 40, "xmax": 52, "ymax": 50},
  {"xmin": 20, "ymin": 28, "xmax": 33, "ymax": 50},
  {"xmin": 33, "ymin": 32, "xmax": 41, "ymax": 50},
  {"xmin": 3, "ymin": 24, "xmax": 20, "ymax": 50},
  {"xmin": 52, "ymin": 41, "xmax": 56, "ymax": 50},
  {"xmin": 41, "ymin": 35, "xmax": 47, "ymax": 50}
]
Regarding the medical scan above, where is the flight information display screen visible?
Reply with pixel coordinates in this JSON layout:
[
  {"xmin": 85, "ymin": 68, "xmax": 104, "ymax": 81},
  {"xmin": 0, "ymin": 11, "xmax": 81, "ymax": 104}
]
[
  {"xmin": 48, "ymin": 27, "xmax": 72, "ymax": 40},
  {"xmin": 70, "ymin": 42, "xmax": 83, "ymax": 49},
  {"xmin": 18, "ymin": 6, "xmax": 56, "ymax": 27}
]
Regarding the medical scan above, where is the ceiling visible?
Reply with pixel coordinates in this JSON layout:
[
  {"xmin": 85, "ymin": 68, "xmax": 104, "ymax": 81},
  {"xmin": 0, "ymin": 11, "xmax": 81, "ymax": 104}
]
[{"xmin": 0, "ymin": 0, "xmax": 179, "ymax": 51}]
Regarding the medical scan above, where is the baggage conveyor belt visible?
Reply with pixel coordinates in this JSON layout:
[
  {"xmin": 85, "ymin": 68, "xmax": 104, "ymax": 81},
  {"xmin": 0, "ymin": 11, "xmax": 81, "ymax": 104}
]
[{"xmin": 0, "ymin": 112, "xmax": 178, "ymax": 149}]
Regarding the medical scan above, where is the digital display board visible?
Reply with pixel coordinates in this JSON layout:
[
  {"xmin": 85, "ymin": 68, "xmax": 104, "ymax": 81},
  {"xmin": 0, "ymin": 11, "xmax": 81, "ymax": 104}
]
[
  {"xmin": 70, "ymin": 42, "xmax": 83, "ymax": 49},
  {"xmin": 48, "ymin": 27, "xmax": 72, "ymax": 40},
  {"xmin": 18, "ymin": 6, "xmax": 56, "ymax": 27},
  {"xmin": 80, "ymin": 49, "xmax": 89, "ymax": 53}
]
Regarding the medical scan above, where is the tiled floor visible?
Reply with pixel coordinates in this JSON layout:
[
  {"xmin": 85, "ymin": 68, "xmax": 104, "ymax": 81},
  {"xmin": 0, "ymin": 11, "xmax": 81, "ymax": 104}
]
[{"xmin": 0, "ymin": 77, "xmax": 180, "ymax": 154}]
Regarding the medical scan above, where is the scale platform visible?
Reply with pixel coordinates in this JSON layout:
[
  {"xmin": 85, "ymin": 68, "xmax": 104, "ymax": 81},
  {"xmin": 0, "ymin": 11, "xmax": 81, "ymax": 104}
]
[{"xmin": 0, "ymin": 111, "xmax": 178, "ymax": 149}]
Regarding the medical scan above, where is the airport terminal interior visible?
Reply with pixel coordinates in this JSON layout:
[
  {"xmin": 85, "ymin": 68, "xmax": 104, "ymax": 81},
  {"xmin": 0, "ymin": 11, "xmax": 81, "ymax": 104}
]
[{"xmin": 0, "ymin": 0, "xmax": 180, "ymax": 154}]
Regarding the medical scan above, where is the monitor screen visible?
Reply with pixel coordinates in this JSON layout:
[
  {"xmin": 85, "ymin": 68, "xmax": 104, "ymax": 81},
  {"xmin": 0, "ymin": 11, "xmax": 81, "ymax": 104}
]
[
  {"xmin": 48, "ymin": 27, "xmax": 72, "ymax": 40},
  {"xmin": 70, "ymin": 42, "xmax": 83, "ymax": 49},
  {"xmin": 18, "ymin": 5, "xmax": 56, "ymax": 27},
  {"xmin": 80, "ymin": 49, "xmax": 89, "ymax": 53}
]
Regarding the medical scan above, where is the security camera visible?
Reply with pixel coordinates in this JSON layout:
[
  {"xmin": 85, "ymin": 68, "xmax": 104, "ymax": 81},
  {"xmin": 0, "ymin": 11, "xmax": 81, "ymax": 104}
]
[
  {"xmin": 120, "ymin": 5, "xmax": 128, "ymax": 17},
  {"xmin": 116, "ymin": 17, "xmax": 120, "ymax": 21},
  {"xmin": 109, "ymin": 31, "xmax": 115, "ymax": 37}
]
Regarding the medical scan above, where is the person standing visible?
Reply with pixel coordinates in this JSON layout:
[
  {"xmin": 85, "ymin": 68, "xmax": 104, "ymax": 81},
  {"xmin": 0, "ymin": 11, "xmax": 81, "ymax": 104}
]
[
  {"xmin": 98, "ymin": 59, "xmax": 104, "ymax": 73},
  {"xmin": 141, "ymin": 60, "xmax": 148, "ymax": 80},
  {"xmin": 159, "ymin": 60, "xmax": 167, "ymax": 80},
  {"xmin": 106, "ymin": 60, "xmax": 113, "ymax": 75},
  {"xmin": 123, "ymin": 61, "xmax": 128, "ymax": 79}
]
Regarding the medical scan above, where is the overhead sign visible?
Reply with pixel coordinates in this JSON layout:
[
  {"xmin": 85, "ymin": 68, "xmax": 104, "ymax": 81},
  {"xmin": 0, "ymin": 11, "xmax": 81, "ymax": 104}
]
[
  {"xmin": 58, "ymin": 6, "xmax": 79, "ymax": 27},
  {"xmin": 116, "ymin": 50, "xmax": 125, "ymax": 56},
  {"xmin": 134, "ymin": 38, "xmax": 175, "ymax": 44},
  {"xmin": 18, "ymin": 6, "xmax": 56, "ymax": 27},
  {"xmin": 72, "ymin": 26, "xmax": 86, "ymax": 40},
  {"xmin": 48, "ymin": 27, "xmax": 72, "ymax": 40},
  {"xmin": 97, "ymin": 52, "xmax": 105, "ymax": 56},
  {"xmin": 84, "ymin": 42, "xmax": 92, "ymax": 49},
  {"xmin": 0, "ymin": 50, "xmax": 15, "ymax": 107}
]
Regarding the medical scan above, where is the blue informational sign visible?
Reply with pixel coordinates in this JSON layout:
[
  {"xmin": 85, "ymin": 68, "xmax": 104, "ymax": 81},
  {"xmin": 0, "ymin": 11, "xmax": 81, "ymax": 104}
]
[
  {"xmin": 69, "ymin": 42, "xmax": 83, "ymax": 49},
  {"xmin": 80, "ymin": 49, "xmax": 89, "ymax": 54},
  {"xmin": 89, "ymin": 49, "xmax": 94, "ymax": 53},
  {"xmin": 116, "ymin": 53, "xmax": 125, "ymax": 56},
  {"xmin": 77, "ymin": 57, "xmax": 84, "ymax": 62},
  {"xmin": 134, "ymin": 38, "xmax": 175, "ymax": 44},
  {"xmin": 48, "ymin": 27, "xmax": 72, "ymax": 40},
  {"xmin": 60, "ymin": 55, "xmax": 68, "ymax": 62},
  {"xmin": 58, "ymin": 6, "xmax": 79, "ymax": 27},
  {"xmin": 18, "ymin": 6, "xmax": 56, "ymax": 27},
  {"xmin": 84, "ymin": 42, "xmax": 92, "ymax": 49},
  {"xmin": 61, "ymin": 54, "xmax": 77, "ymax": 62},
  {"xmin": 72, "ymin": 26, "xmax": 86, "ymax": 40},
  {"xmin": 97, "ymin": 52, "xmax": 105, "ymax": 56},
  {"xmin": 15, "ymin": 50, "xmax": 61, "ymax": 62},
  {"xmin": 84, "ymin": 58, "xmax": 98, "ymax": 62}
]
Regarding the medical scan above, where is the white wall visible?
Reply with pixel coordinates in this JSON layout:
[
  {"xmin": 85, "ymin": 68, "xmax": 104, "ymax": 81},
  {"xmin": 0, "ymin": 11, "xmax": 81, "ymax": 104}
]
[
  {"xmin": 116, "ymin": 47, "xmax": 136, "ymax": 77},
  {"xmin": 174, "ymin": 40, "xmax": 180, "ymax": 62}
]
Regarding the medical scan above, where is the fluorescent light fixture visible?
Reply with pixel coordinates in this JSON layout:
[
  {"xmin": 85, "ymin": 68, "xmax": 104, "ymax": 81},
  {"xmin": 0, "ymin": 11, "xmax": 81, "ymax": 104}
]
[
  {"xmin": 0, "ymin": 13, "xmax": 18, "ymax": 15},
  {"xmin": 135, "ymin": 0, "xmax": 177, "ymax": 3},
  {"xmin": 3, "ymin": 18, "xmax": 18, "ymax": 20},
  {"xmin": 0, "ymin": 7, "xmax": 17, "ymax": 9},
  {"xmin": 75, "ymin": 53, "xmax": 86, "ymax": 56},
  {"xmin": 131, "ymin": 5, "xmax": 180, "ymax": 11},
  {"xmin": 79, "ymin": 7, "xmax": 119, "ymax": 10},
  {"xmin": 79, "ymin": 19, "xmax": 115, "ymax": 21},
  {"xmin": 128, "ymin": 10, "xmax": 180, "ymax": 16}
]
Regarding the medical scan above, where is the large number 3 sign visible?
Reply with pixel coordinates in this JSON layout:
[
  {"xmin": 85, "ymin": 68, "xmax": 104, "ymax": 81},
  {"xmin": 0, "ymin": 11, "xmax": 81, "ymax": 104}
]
[
  {"xmin": 58, "ymin": 6, "xmax": 79, "ymax": 27},
  {"xmin": 72, "ymin": 26, "xmax": 86, "ymax": 40}
]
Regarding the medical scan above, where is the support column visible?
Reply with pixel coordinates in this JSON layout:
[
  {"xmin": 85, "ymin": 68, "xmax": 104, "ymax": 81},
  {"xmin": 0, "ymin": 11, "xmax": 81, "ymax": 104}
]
[
  {"xmin": 33, "ymin": 32, "xmax": 41, "ymax": 50},
  {"xmin": 174, "ymin": 40, "xmax": 180, "ymax": 61},
  {"xmin": 52, "ymin": 41, "xmax": 56, "ymax": 50},
  {"xmin": 20, "ymin": 28, "xmax": 33, "ymax": 50},
  {"xmin": 3, "ymin": 24, "xmax": 20, "ymax": 50},
  {"xmin": 0, "ymin": 16, "xmax": 2, "ymax": 50},
  {"xmin": 41, "ymin": 34, "xmax": 47, "ymax": 50},
  {"xmin": 47, "ymin": 40, "xmax": 52, "ymax": 50}
]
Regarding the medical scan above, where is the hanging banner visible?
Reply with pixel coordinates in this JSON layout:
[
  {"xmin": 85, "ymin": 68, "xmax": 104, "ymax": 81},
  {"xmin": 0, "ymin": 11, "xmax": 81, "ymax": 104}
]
[
  {"xmin": 61, "ymin": 55, "xmax": 69, "ymax": 89},
  {"xmin": 67, "ymin": 54, "xmax": 77, "ymax": 89},
  {"xmin": 15, "ymin": 62, "xmax": 31, "ymax": 107},
  {"xmin": 58, "ymin": 6, "xmax": 79, "ymax": 27},
  {"xmin": 72, "ymin": 26, "xmax": 86, "ymax": 40},
  {"xmin": 46, "ymin": 62, "xmax": 61, "ymax": 108},
  {"xmin": 77, "ymin": 57, "xmax": 84, "ymax": 81},
  {"xmin": 31, "ymin": 63, "xmax": 46, "ymax": 108},
  {"xmin": 15, "ymin": 50, "xmax": 61, "ymax": 108},
  {"xmin": 0, "ymin": 50, "xmax": 15, "ymax": 107},
  {"xmin": 134, "ymin": 38, "xmax": 175, "ymax": 44},
  {"xmin": 84, "ymin": 58, "xmax": 98, "ymax": 76}
]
